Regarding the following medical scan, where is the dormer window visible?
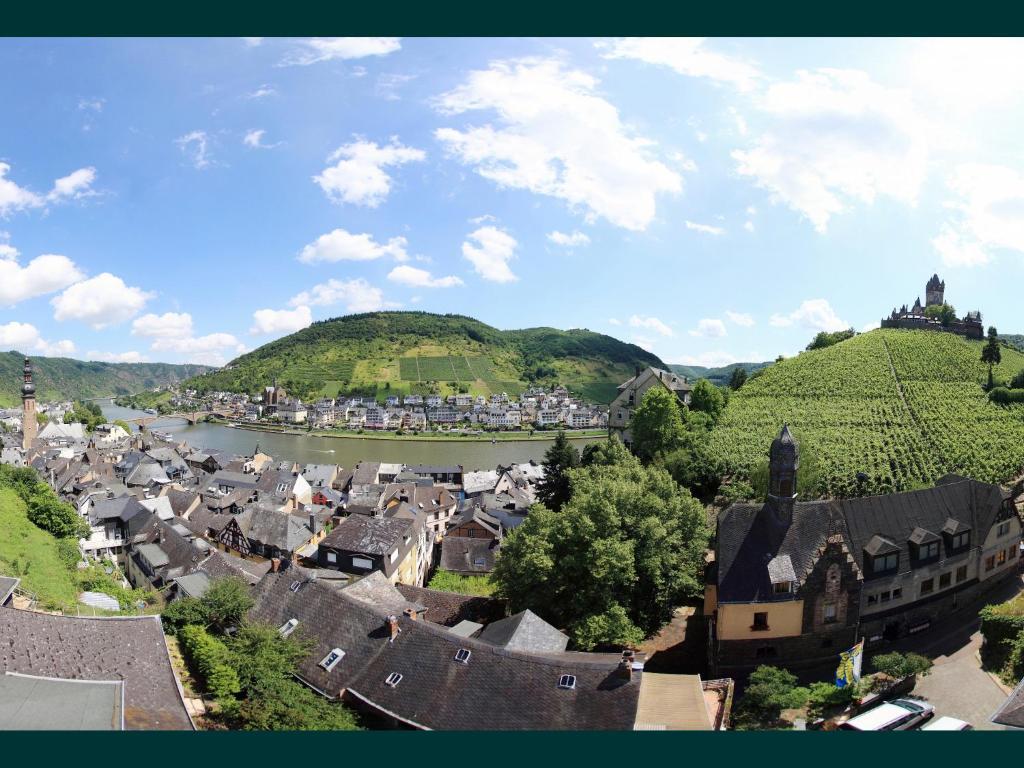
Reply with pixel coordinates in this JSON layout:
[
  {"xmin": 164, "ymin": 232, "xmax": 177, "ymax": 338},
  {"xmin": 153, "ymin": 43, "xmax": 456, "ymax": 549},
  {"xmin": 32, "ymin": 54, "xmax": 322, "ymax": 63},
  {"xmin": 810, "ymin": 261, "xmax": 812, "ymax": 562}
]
[
  {"xmin": 872, "ymin": 552, "xmax": 898, "ymax": 574},
  {"xmin": 279, "ymin": 618, "xmax": 299, "ymax": 637},
  {"xmin": 773, "ymin": 581, "xmax": 792, "ymax": 594},
  {"xmin": 918, "ymin": 541, "xmax": 939, "ymax": 560},
  {"xmin": 952, "ymin": 531, "xmax": 969, "ymax": 550}
]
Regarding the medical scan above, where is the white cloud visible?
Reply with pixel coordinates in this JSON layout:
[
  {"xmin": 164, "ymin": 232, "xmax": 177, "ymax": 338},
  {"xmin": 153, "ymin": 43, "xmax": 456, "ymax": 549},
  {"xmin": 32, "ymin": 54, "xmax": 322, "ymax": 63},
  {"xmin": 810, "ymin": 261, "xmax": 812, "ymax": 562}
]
[
  {"xmin": 313, "ymin": 138, "xmax": 425, "ymax": 207},
  {"xmin": 78, "ymin": 97, "xmax": 105, "ymax": 112},
  {"xmin": 770, "ymin": 299, "xmax": 848, "ymax": 332},
  {"xmin": 250, "ymin": 305, "xmax": 313, "ymax": 335},
  {"xmin": 462, "ymin": 226, "xmax": 518, "ymax": 283},
  {"xmin": 434, "ymin": 58, "xmax": 682, "ymax": 231},
  {"xmin": 0, "ymin": 162, "xmax": 98, "ymax": 216},
  {"xmin": 289, "ymin": 278, "xmax": 399, "ymax": 313},
  {"xmin": 279, "ymin": 37, "xmax": 401, "ymax": 67},
  {"xmin": 932, "ymin": 163, "xmax": 1024, "ymax": 267},
  {"xmin": 733, "ymin": 69, "xmax": 931, "ymax": 232},
  {"xmin": 608, "ymin": 318, "xmax": 622, "ymax": 326},
  {"xmin": 0, "ymin": 321, "xmax": 75, "ymax": 357},
  {"xmin": 376, "ymin": 73, "xmax": 417, "ymax": 100},
  {"xmin": 48, "ymin": 167, "xmax": 97, "ymax": 201},
  {"xmin": 547, "ymin": 230, "xmax": 591, "ymax": 247},
  {"xmin": 387, "ymin": 265, "xmax": 463, "ymax": 288},
  {"xmin": 689, "ymin": 318, "xmax": 727, "ymax": 338},
  {"xmin": 744, "ymin": 220, "xmax": 755, "ymax": 232},
  {"xmin": 246, "ymin": 84, "xmax": 277, "ymax": 100},
  {"xmin": 599, "ymin": 37, "xmax": 761, "ymax": 91},
  {"xmin": 908, "ymin": 38, "xmax": 1024, "ymax": 115},
  {"xmin": 726, "ymin": 311, "xmax": 755, "ymax": 327},
  {"xmin": 175, "ymin": 130, "xmax": 212, "ymax": 169},
  {"xmin": 87, "ymin": 350, "xmax": 147, "ymax": 364},
  {"xmin": 132, "ymin": 312, "xmax": 194, "ymax": 339},
  {"xmin": 861, "ymin": 321, "xmax": 881, "ymax": 333},
  {"xmin": 0, "ymin": 249, "xmax": 85, "ymax": 306},
  {"xmin": 51, "ymin": 273, "xmax": 154, "ymax": 329},
  {"xmin": 685, "ymin": 220, "xmax": 725, "ymax": 236},
  {"xmin": 297, "ymin": 228, "xmax": 409, "ymax": 264},
  {"xmin": 243, "ymin": 129, "xmax": 280, "ymax": 149},
  {"xmin": 629, "ymin": 314, "xmax": 674, "ymax": 337},
  {"xmin": 630, "ymin": 334, "xmax": 655, "ymax": 352},
  {"xmin": 241, "ymin": 37, "xmax": 264, "ymax": 47}
]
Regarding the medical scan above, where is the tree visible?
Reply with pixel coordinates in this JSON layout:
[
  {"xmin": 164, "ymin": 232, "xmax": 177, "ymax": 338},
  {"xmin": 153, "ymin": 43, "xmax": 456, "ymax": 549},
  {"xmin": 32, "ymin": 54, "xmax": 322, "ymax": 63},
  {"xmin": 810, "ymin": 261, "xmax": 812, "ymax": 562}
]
[
  {"xmin": 1011, "ymin": 369, "xmax": 1024, "ymax": 390},
  {"xmin": 870, "ymin": 651, "xmax": 932, "ymax": 680},
  {"xmin": 688, "ymin": 379, "xmax": 726, "ymax": 424},
  {"xmin": 733, "ymin": 665, "xmax": 810, "ymax": 729},
  {"xmin": 535, "ymin": 430, "xmax": 580, "ymax": 512},
  {"xmin": 201, "ymin": 576, "xmax": 255, "ymax": 633},
  {"xmin": 492, "ymin": 436, "xmax": 709, "ymax": 649},
  {"xmin": 729, "ymin": 367, "xmax": 748, "ymax": 390},
  {"xmin": 806, "ymin": 328, "xmax": 857, "ymax": 351},
  {"xmin": 113, "ymin": 419, "xmax": 132, "ymax": 434},
  {"xmin": 629, "ymin": 386, "xmax": 686, "ymax": 462},
  {"xmin": 982, "ymin": 326, "xmax": 1002, "ymax": 389},
  {"xmin": 660, "ymin": 429, "xmax": 725, "ymax": 501},
  {"xmin": 924, "ymin": 303, "xmax": 957, "ymax": 327}
]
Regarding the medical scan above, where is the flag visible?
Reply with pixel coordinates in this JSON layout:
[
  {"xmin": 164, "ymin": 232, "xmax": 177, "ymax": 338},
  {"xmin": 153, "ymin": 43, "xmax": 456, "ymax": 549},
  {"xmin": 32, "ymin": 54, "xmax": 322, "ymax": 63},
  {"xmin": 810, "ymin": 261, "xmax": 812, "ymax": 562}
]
[{"xmin": 835, "ymin": 641, "xmax": 864, "ymax": 689}]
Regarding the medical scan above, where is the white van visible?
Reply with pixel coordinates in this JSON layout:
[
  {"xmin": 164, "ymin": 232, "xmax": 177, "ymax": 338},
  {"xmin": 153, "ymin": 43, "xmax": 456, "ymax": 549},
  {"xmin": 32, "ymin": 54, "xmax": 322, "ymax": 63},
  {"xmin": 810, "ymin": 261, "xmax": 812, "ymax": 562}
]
[
  {"xmin": 922, "ymin": 716, "xmax": 972, "ymax": 731},
  {"xmin": 839, "ymin": 698, "xmax": 936, "ymax": 731}
]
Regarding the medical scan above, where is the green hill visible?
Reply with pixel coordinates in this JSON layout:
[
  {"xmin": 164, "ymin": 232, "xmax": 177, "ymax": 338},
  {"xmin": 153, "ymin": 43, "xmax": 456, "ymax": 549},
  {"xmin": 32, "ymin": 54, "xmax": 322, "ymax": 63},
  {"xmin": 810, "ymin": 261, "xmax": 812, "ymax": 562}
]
[
  {"xmin": 668, "ymin": 361, "xmax": 771, "ymax": 387},
  {"xmin": 186, "ymin": 311, "xmax": 665, "ymax": 404},
  {"xmin": 709, "ymin": 328, "xmax": 1024, "ymax": 498},
  {"xmin": 0, "ymin": 352, "xmax": 213, "ymax": 408}
]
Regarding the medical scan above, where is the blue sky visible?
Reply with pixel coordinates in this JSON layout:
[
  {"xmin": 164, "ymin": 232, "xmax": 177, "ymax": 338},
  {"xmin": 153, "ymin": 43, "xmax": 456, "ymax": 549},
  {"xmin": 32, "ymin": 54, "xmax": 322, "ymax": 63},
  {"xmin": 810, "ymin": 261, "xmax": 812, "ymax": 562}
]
[{"xmin": 2, "ymin": 36, "xmax": 1024, "ymax": 368}]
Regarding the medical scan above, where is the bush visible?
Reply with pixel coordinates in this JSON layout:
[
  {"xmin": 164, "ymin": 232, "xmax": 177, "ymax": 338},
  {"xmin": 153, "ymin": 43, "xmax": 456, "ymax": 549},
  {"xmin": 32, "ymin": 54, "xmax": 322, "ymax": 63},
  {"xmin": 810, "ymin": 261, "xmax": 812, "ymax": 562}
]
[
  {"xmin": 870, "ymin": 651, "xmax": 932, "ymax": 680},
  {"xmin": 980, "ymin": 597, "xmax": 1024, "ymax": 679},
  {"xmin": 178, "ymin": 624, "xmax": 241, "ymax": 699},
  {"xmin": 733, "ymin": 665, "xmax": 810, "ymax": 729},
  {"xmin": 55, "ymin": 537, "xmax": 83, "ymax": 569},
  {"xmin": 806, "ymin": 680, "xmax": 863, "ymax": 720},
  {"xmin": 162, "ymin": 596, "xmax": 210, "ymax": 635},
  {"xmin": 989, "ymin": 387, "xmax": 1024, "ymax": 405}
]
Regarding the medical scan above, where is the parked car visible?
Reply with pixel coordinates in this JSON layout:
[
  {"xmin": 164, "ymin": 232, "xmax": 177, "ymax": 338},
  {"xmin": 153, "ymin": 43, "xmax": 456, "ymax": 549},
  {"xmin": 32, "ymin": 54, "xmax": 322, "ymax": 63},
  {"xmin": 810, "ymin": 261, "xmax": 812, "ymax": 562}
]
[
  {"xmin": 839, "ymin": 698, "xmax": 936, "ymax": 731},
  {"xmin": 922, "ymin": 716, "xmax": 972, "ymax": 731}
]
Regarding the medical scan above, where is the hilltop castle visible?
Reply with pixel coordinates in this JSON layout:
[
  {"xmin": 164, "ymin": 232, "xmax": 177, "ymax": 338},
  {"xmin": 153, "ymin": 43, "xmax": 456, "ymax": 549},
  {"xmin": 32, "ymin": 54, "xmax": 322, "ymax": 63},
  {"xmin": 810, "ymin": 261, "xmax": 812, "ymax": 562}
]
[{"xmin": 880, "ymin": 273, "xmax": 983, "ymax": 340}]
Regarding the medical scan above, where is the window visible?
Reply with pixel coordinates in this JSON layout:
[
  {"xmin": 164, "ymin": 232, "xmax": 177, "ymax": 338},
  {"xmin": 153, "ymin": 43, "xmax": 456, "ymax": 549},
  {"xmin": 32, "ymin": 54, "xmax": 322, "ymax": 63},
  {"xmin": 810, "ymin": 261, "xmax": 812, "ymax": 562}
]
[
  {"xmin": 873, "ymin": 553, "xmax": 898, "ymax": 573},
  {"xmin": 558, "ymin": 674, "xmax": 576, "ymax": 690},
  {"xmin": 279, "ymin": 618, "xmax": 299, "ymax": 637},
  {"xmin": 454, "ymin": 648, "xmax": 471, "ymax": 664},
  {"xmin": 918, "ymin": 541, "xmax": 940, "ymax": 560},
  {"xmin": 920, "ymin": 578, "xmax": 934, "ymax": 596},
  {"xmin": 752, "ymin": 612, "xmax": 769, "ymax": 631},
  {"xmin": 773, "ymin": 581, "xmax": 792, "ymax": 594},
  {"xmin": 823, "ymin": 604, "xmax": 837, "ymax": 624},
  {"xmin": 867, "ymin": 594, "xmax": 878, "ymax": 605},
  {"xmin": 998, "ymin": 549, "xmax": 1008, "ymax": 566},
  {"xmin": 939, "ymin": 572, "xmax": 951, "ymax": 589},
  {"xmin": 952, "ymin": 531, "xmax": 970, "ymax": 550},
  {"xmin": 385, "ymin": 672, "xmax": 403, "ymax": 688},
  {"xmin": 956, "ymin": 565, "xmax": 968, "ymax": 582},
  {"xmin": 320, "ymin": 648, "xmax": 345, "ymax": 672},
  {"xmin": 880, "ymin": 590, "xmax": 891, "ymax": 603},
  {"xmin": 892, "ymin": 587, "xmax": 902, "ymax": 599},
  {"xmin": 352, "ymin": 556, "xmax": 374, "ymax": 570},
  {"xmin": 289, "ymin": 580, "xmax": 303, "ymax": 593},
  {"xmin": 326, "ymin": 551, "xmax": 337, "ymax": 564},
  {"xmin": 998, "ymin": 521, "xmax": 1011, "ymax": 537},
  {"xmin": 1011, "ymin": 546, "xmax": 1019, "ymax": 561},
  {"xmin": 986, "ymin": 555, "xmax": 996, "ymax": 572}
]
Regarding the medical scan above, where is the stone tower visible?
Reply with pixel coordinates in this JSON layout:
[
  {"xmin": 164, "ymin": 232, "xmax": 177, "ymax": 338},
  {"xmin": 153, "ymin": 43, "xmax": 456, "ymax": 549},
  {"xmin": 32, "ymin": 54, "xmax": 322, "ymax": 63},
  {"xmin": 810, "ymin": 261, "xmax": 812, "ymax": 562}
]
[
  {"xmin": 767, "ymin": 424, "xmax": 799, "ymax": 517},
  {"xmin": 21, "ymin": 357, "xmax": 37, "ymax": 450},
  {"xmin": 926, "ymin": 274, "xmax": 945, "ymax": 307}
]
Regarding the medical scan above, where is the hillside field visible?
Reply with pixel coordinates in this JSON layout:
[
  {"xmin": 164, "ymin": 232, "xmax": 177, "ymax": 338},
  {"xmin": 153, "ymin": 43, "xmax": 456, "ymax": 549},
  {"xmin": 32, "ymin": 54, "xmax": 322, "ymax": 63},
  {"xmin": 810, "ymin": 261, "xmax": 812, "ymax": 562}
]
[
  {"xmin": 710, "ymin": 329, "xmax": 1024, "ymax": 497},
  {"xmin": 188, "ymin": 312, "xmax": 662, "ymax": 404}
]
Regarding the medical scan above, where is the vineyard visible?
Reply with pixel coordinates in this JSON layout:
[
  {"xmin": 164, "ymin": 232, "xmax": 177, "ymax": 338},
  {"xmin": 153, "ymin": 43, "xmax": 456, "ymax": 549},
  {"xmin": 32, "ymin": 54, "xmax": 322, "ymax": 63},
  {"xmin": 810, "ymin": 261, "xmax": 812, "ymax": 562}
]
[{"xmin": 710, "ymin": 329, "xmax": 1024, "ymax": 497}]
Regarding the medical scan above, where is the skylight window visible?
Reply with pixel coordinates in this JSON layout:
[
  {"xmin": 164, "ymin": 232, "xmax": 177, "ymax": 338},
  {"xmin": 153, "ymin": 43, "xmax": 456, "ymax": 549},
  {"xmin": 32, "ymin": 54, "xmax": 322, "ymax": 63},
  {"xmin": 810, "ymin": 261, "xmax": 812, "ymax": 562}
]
[
  {"xmin": 319, "ymin": 648, "xmax": 345, "ymax": 671},
  {"xmin": 454, "ymin": 648, "xmax": 471, "ymax": 664},
  {"xmin": 289, "ymin": 580, "xmax": 303, "ymax": 592},
  {"xmin": 279, "ymin": 618, "xmax": 299, "ymax": 637},
  {"xmin": 385, "ymin": 672, "xmax": 403, "ymax": 687},
  {"xmin": 558, "ymin": 674, "xmax": 576, "ymax": 690}
]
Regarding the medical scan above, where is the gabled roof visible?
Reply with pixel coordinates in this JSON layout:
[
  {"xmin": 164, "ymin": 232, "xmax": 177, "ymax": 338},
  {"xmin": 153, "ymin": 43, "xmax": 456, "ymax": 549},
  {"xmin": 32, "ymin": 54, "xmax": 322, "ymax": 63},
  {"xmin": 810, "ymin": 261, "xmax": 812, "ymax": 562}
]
[
  {"xmin": 440, "ymin": 537, "xmax": 500, "ymax": 573},
  {"xmin": 476, "ymin": 609, "xmax": 569, "ymax": 653},
  {"xmin": 320, "ymin": 514, "xmax": 412, "ymax": 556}
]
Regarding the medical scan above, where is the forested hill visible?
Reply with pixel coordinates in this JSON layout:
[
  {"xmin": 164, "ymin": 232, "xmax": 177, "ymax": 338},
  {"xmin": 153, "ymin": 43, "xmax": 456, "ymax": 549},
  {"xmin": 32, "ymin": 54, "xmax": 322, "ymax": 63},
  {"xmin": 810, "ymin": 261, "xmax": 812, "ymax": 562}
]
[
  {"xmin": 669, "ymin": 361, "xmax": 771, "ymax": 387},
  {"xmin": 709, "ymin": 328, "xmax": 1024, "ymax": 498},
  {"xmin": 0, "ymin": 352, "xmax": 212, "ymax": 407},
  {"xmin": 186, "ymin": 311, "xmax": 665, "ymax": 404}
]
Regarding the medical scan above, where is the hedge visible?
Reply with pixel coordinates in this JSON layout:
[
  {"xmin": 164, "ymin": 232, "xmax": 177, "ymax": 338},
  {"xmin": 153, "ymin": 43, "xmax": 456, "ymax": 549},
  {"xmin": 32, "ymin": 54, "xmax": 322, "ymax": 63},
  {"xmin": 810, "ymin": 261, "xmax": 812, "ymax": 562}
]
[{"xmin": 178, "ymin": 624, "xmax": 241, "ymax": 699}]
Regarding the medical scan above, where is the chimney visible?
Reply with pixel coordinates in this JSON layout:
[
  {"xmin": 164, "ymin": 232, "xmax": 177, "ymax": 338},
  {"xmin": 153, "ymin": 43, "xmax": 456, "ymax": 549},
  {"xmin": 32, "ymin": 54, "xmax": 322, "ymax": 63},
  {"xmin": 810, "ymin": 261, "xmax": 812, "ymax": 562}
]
[
  {"xmin": 270, "ymin": 557, "xmax": 281, "ymax": 573},
  {"xmin": 309, "ymin": 512, "xmax": 317, "ymax": 534},
  {"xmin": 387, "ymin": 614, "xmax": 401, "ymax": 642},
  {"xmin": 403, "ymin": 607, "xmax": 418, "ymax": 622},
  {"xmin": 617, "ymin": 658, "xmax": 633, "ymax": 681}
]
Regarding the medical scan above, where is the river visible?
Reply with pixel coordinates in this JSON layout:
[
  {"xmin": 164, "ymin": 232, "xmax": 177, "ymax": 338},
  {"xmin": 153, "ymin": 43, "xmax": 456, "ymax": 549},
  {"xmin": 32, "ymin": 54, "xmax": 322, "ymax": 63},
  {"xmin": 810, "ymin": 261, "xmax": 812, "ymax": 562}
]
[{"xmin": 99, "ymin": 400, "xmax": 601, "ymax": 470}]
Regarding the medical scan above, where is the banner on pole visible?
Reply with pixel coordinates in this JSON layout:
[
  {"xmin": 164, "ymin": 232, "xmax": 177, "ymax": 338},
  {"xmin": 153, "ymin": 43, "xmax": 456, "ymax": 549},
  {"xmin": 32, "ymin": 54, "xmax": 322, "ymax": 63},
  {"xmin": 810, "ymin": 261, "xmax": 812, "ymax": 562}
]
[{"xmin": 835, "ymin": 640, "xmax": 864, "ymax": 689}]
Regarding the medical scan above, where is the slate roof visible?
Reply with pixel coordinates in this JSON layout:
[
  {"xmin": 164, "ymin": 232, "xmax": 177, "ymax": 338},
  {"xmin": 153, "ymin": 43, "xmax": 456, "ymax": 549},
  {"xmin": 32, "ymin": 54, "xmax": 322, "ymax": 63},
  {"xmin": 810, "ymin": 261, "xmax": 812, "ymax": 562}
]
[
  {"xmin": 992, "ymin": 676, "xmax": 1024, "ymax": 728},
  {"xmin": 440, "ymin": 536, "xmax": 500, "ymax": 574},
  {"xmin": 0, "ymin": 577, "xmax": 20, "ymax": 605},
  {"xmin": 235, "ymin": 506, "xmax": 315, "ymax": 553},
  {"xmin": 163, "ymin": 488, "xmax": 200, "ymax": 517},
  {"xmin": 394, "ymin": 584, "xmax": 505, "ymax": 627},
  {"xmin": 90, "ymin": 495, "xmax": 148, "ymax": 523},
  {"xmin": 0, "ymin": 673, "xmax": 123, "ymax": 730},
  {"xmin": 476, "ymin": 609, "xmax": 569, "ymax": 653},
  {"xmin": 340, "ymin": 571, "xmax": 426, "ymax": 616},
  {"xmin": 0, "ymin": 609, "xmax": 192, "ymax": 730},
  {"xmin": 249, "ymin": 569, "xmax": 641, "ymax": 729},
  {"xmin": 320, "ymin": 514, "xmax": 412, "ymax": 556}
]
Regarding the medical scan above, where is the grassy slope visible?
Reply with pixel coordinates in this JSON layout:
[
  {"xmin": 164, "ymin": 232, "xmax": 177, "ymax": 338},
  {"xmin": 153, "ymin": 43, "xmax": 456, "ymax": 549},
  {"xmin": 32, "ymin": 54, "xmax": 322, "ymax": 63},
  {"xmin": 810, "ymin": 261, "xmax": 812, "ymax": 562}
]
[
  {"xmin": 0, "ymin": 487, "xmax": 78, "ymax": 609},
  {"xmin": 187, "ymin": 312, "xmax": 664, "ymax": 404},
  {"xmin": 0, "ymin": 351, "xmax": 213, "ymax": 407},
  {"xmin": 710, "ymin": 328, "xmax": 1024, "ymax": 497}
]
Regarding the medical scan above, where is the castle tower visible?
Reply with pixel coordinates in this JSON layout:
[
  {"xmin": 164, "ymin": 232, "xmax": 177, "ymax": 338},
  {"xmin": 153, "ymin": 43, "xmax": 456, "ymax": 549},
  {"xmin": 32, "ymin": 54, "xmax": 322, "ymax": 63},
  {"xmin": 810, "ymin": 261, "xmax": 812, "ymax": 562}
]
[
  {"xmin": 926, "ymin": 273, "xmax": 945, "ymax": 307},
  {"xmin": 767, "ymin": 424, "xmax": 799, "ymax": 518},
  {"xmin": 21, "ymin": 357, "xmax": 37, "ymax": 450}
]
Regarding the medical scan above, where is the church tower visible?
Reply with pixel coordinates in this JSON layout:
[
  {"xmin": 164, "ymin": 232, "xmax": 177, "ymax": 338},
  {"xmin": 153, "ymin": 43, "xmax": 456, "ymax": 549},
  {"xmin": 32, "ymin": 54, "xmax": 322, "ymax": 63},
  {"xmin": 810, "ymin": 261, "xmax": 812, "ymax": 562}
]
[
  {"xmin": 767, "ymin": 424, "xmax": 799, "ymax": 518},
  {"xmin": 21, "ymin": 357, "xmax": 37, "ymax": 450},
  {"xmin": 926, "ymin": 274, "xmax": 945, "ymax": 307}
]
